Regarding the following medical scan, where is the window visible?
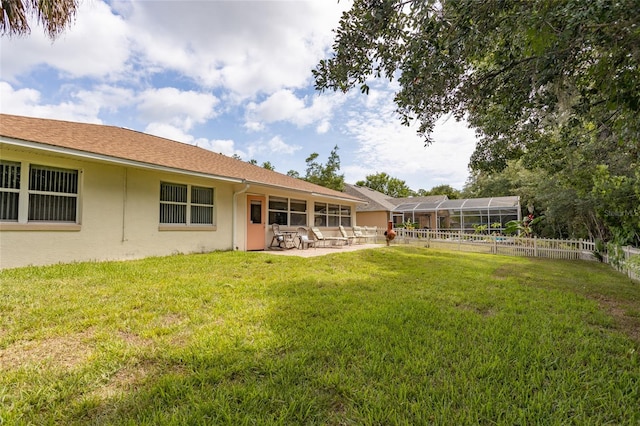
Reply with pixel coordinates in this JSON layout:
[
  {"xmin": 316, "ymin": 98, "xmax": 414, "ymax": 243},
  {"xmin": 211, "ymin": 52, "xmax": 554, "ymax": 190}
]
[
  {"xmin": 160, "ymin": 182, "xmax": 214, "ymax": 225},
  {"xmin": 0, "ymin": 161, "xmax": 20, "ymax": 221},
  {"xmin": 28, "ymin": 165, "xmax": 78, "ymax": 222},
  {"xmin": 268, "ymin": 197, "xmax": 307, "ymax": 226},
  {"xmin": 1, "ymin": 161, "xmax": 79, "ymax": 223},
  {"xmin": 314, "ymin": 202, "xmax": 351, "ymax": 227}
]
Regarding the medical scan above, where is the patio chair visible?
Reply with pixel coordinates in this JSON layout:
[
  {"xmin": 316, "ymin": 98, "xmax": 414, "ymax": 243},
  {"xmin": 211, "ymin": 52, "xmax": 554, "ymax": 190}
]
[
  {"xmin": 269, "ymin": 223, "xmax": 284, "ymax": 248},
  {"xmin": 269, "ymin": 223, "xmax": 296, "ymax": 249},
  {"xmin": 296, "ymin": 227, "xmax": 316, "ymax": 249},
  {"xmin": 310, "ymin": 227, "xmax": 348, "ymax": 248},
  {"xmin": 338, "ymin": 225, "xmax": 357, "ymax": 245},
  {"xmin": 363, "ymin": 226, "xmax": 378, "ymax": 243},
  {"xmin": 352, "ymin": 226, "xmax": 367, "ymax": 244}
]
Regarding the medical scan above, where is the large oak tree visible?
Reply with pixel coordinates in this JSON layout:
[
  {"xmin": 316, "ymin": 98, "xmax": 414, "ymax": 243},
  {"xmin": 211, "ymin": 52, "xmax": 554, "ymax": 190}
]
[{"xmin": 315, "ymin": 0, "xmax": 639, "ymax": 244}]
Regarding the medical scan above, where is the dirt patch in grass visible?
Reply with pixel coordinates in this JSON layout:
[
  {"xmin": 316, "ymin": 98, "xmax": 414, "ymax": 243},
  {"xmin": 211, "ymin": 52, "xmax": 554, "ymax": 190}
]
[
  {"xmin": 92, "ymin": 361, "xmax": 155, "ymax": 400},
  {"xmin": 0, "ymin": 330, "xmax": 94, "ymax": 370},
  {"xmin": 593, "ymin": 296, "xmax": 640, "ymax": 345}
]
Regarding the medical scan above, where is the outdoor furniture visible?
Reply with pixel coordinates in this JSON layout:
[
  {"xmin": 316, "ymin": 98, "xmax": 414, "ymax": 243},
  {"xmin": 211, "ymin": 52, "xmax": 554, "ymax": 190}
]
[
  {"xmin": 352, "ymin": 226, "xmax": 367, "ymax": 244},
  {"xmin": 296, "ymin": 227, "xmax": 316, "ymax": 249},
  {"xmin": 363, "ymin": 226, "xmax": 378, "ymax": 243},
  {"xmin": 270, "ymin": 223, "xmax": 297, "ymax": 249},
  {"xmin": 310, "ymin": 227, "xmax": 348, "ymax": 247},
  {"xmin": 338, "ymin": 225, "xmax": 358, "ymax": 245}
]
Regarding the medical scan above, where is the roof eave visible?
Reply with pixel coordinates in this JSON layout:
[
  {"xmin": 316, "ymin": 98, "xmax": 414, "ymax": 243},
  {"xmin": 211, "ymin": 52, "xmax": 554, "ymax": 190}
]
[{"xmin": 0, "ymin": 137, "xmax": 244, "ymax": 184}]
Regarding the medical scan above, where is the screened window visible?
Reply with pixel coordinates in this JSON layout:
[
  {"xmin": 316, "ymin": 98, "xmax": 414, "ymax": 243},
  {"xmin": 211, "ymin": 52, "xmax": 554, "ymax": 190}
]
[
  {"xmin": 268, "ymin": 196, "xmax": 307, "ymax": 226},
  {"xmin": 160, "ymin": 182, "xmax": 214, "ymax": 225},
  {"xmin": 314, "ymin": 202, "xmax": 351, "ymax": 227},
  {"xmin": 28, "ymin": 165, "xmax": 78, "ymax": 222},
  {"xmin": 0, "ymin": 160, "xmax": 20, "ymax": 221}
]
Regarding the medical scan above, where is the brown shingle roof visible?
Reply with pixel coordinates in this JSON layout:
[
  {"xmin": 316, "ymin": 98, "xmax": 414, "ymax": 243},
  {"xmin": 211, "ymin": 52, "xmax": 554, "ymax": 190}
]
[{"xmin": 0, "ymin": 114, "xmax": 361, "ymax": 202}]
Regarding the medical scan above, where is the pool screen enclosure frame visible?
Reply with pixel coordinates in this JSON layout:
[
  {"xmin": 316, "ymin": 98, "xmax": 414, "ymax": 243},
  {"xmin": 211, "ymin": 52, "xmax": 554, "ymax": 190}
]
[{"xmin": 391, "ymin": 196, "xmax": 521, "ymax": 233}]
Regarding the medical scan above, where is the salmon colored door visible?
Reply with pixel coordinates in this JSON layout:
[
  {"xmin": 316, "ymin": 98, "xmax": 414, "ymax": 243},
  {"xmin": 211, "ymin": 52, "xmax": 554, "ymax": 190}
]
[{"xmin": 246, "ymin": 195, "xmax": 266, "ymax": 250}]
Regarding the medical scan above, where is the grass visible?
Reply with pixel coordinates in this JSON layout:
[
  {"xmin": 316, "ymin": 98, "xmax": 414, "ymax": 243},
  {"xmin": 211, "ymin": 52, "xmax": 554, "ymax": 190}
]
[{"xmin": 1, "ymin": 246, "xmax": 639, "ymax": 425}]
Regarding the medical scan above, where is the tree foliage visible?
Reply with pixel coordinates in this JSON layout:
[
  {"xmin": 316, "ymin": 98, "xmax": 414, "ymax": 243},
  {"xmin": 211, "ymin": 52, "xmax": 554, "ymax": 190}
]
[
  {"xmin": 418, "ymin": 184, "xmax": 461, "ymax": 199},
  {"xmin": 316, "ymin": 0, "xmax": 639, "ymax": 244},
  {"xmin": 303, "ymin": 145, "xmax": 345, "ymax": 191},
  {"xmin": 315, "ymin": 0, "xmax": 639, "ymax": 170},
  {"xmin": 355, "ymin": 172, "xmax": 412, "ymax": 197},
  {"xmin": 1, "ymin": 0, "xmax": 77, "ymax": 38}
]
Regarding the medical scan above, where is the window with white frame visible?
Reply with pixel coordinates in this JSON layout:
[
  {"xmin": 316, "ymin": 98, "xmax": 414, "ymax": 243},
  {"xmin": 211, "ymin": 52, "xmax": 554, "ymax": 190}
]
[
  {"xmin": 314, "ymin": 202, "xmax": 351, "ymax": 227},
  {"xmin": 0, "ymin": 160, "xmax": 20, "ymax": 221},
  {"xmin": 28, "ymin": 165, "xmax": 78, "ymax": 221},
  {"xmin": 268, "ymin": 196, "xmax": 307, "ymax": 226},
  {"xmin": 0, "ymin": 161, "xmax": 79, "ymax": 223},
  {"xmin": 160, "ymin": 182, "xmax": 214, "ymax": 225}
]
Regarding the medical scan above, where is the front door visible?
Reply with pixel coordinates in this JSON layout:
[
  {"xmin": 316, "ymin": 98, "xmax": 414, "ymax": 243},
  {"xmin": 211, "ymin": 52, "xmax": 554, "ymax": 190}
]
[{"xmin": 247, "ymin": 195, "xmax": 266, "ymax": 250}]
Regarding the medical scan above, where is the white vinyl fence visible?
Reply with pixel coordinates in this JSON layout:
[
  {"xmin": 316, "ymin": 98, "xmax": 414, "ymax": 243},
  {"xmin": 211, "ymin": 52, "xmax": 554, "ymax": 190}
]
[{"xmin": 394, "ymin": 229, "xmax": 640, "ymax": 282}]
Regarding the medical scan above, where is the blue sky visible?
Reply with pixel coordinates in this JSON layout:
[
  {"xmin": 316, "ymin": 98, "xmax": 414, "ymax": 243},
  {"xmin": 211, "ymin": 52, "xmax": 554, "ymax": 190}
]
[{"xmin": 0, "ymin": 0, "xmax": 478, "ymax": 192}]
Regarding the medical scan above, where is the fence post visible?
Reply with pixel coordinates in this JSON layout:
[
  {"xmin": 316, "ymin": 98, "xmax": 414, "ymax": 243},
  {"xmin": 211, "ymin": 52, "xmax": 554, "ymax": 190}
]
[
  {"xmin": 534, "ymin": 236, "xmax": 538, "ymax": 257},
  {"xmin": 626, "ymin": 246, "xmax": 632, "ymax": 279}
]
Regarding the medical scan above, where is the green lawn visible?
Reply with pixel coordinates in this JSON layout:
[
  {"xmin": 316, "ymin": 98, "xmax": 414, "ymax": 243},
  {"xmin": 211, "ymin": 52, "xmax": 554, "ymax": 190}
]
[{"xmin": 1, "ymin": 246, "xmax": 639, "ymax": 425}]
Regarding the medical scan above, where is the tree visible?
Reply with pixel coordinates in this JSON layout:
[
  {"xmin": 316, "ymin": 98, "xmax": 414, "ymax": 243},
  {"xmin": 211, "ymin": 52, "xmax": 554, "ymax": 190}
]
[
  {"xmin": 355, "ymin": 172, "xmax": 412, "ymax": 197},
  {"xmin": 1, "ymin": 0, "xmax": 78, "ymax": 38},
  {"xmin": 303, "ymin": 145, "xmax": 345, "ymax": 191},
  {"xmin": 420, "ymin": 184, "xmax": 461, "ymax": 199},
  {"xmin": 315, "ymin": 0, "xmax": 639, "ymax": 244},
  {"xmin": 314, "ymin": 0, "xmax": 639, "ymax": 170},
  {"xmin": 261, "ymin": 161, "xmax": 275, "ymax": 171}
]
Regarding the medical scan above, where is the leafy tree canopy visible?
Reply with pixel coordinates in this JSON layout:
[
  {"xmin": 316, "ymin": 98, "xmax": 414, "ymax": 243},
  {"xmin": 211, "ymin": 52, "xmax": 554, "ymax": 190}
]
[
  {"xmin": 1, "ymin": 0, "xmax": 77, "ymax": 38},
  {"xmin": 355, "ymin": 172, "xmax": 412, "ymax": 197},
  {"xmin": 418, "ymin": 184, "xmax": 461, "ymax": 199},
  {"xmin": 314, "ymin": 0, "xmax": 640, "ymax": 172},
  {"xmin": 303, "ymin": 145, "xmax": 345, "ymax": 191}
]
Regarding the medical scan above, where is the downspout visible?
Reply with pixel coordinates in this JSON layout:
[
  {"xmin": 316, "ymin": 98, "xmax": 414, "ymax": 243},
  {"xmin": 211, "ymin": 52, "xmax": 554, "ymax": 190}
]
[
  {"xmin": 232, "ymin": 182, "xmax": 250, "ymax": 251},
  {"xmin": 121, "ymin": 167, "xmax": 127, "ymax": 242}
]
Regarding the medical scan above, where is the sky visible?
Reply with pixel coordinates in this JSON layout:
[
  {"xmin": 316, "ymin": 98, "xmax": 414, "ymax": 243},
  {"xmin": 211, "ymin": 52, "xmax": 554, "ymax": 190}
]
[{"xmin": 0, "ymin": 0, "xmax": 478, "ymax": 192}]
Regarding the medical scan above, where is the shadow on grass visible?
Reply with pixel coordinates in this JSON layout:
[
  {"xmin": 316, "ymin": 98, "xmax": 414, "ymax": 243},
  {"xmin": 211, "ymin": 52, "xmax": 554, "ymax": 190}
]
[{"xmin": 4, "ymin": 247, "xmax": 640, "ymax": 424}]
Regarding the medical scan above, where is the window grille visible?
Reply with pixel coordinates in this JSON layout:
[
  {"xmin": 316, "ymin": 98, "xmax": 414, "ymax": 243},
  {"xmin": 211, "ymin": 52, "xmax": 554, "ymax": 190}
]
[
  {"xmin": 0, "ymin": 161, "xmax": 20, "ymax": 221},
  {"xmin": 28, "ymin": 165, "xmax": 78, "ymax": 222},
  {"xmin": 190, "ymin": 186, "xmax": 214, "ymax": 224},
  {"xmin": 160, "ymin": 182, "xmax": 214, "ymax": 225}
]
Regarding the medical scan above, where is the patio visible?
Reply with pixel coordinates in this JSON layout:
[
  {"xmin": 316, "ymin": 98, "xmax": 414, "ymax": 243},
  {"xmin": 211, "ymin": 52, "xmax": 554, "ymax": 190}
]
[{"xmin": 260, "ymin": 243, "xmax": 384, "ymax": 257}]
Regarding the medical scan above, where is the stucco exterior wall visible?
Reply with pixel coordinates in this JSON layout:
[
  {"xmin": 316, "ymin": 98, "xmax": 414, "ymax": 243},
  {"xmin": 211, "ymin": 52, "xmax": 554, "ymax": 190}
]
[
  {"xmin": 355, "ymin": 211, "xmax": 390, "ymax": 229},
  {"xmin": 0, "ymin": 148, "xmax": 235, "ymax": 268}
]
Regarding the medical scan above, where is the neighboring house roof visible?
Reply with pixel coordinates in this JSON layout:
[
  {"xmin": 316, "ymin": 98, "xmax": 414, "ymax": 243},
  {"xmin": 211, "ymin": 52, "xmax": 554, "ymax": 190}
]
[
  {"xmin": 0, "ymin": 114, "xmax": 361, "ymax": 202},
  {"xmin": 343, "ymin": 184, "xmax": 397, "ymax": 212}
]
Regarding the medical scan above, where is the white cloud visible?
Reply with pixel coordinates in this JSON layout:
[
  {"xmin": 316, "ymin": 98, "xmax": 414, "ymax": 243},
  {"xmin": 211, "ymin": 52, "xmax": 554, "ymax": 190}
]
[
  {"xmin": 144, "ymin": 122, "xmax": 193, "ymax": 144},
  {"xmin": 194, "ymin": 138, "xmax": 244, "ymax": 158},
  {"xmin": 268, "ymin": 136, "xmax": 302, "ymax": 155},
  {"xmin": 0, "ymin": 81, "xmax": 106, "ymax": 123},
  {"xmin": 122, "ymin": 0, "xmax": 350, "ymax": 96},
  {"xmin": 343, "ymin": 89, "xmax": 477, "ymax": 191},
  {"xmin": 0, "ymin": 1, "xmax": 130, "ymax": 81},
  {"xmin": 246, "ymin": 90, "xmax": 347, "ymax": 130},
  {"xmin": 136, "ymin": 87, "xmax": 219, "ymax": 131},
  {"xmin": 246, "ymin": 135, "xmax": 301, "ymax": 159}
]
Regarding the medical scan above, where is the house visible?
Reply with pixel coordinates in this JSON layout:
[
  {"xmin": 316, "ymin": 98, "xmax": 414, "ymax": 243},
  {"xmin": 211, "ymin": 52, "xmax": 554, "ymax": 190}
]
[
  {"xmin": 0, "ymin": 114, "xmax": 363, "ymax": 269},
  {"xmin": 344, "ymin": 183, "xmax": 520, "ymax": 232}
]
